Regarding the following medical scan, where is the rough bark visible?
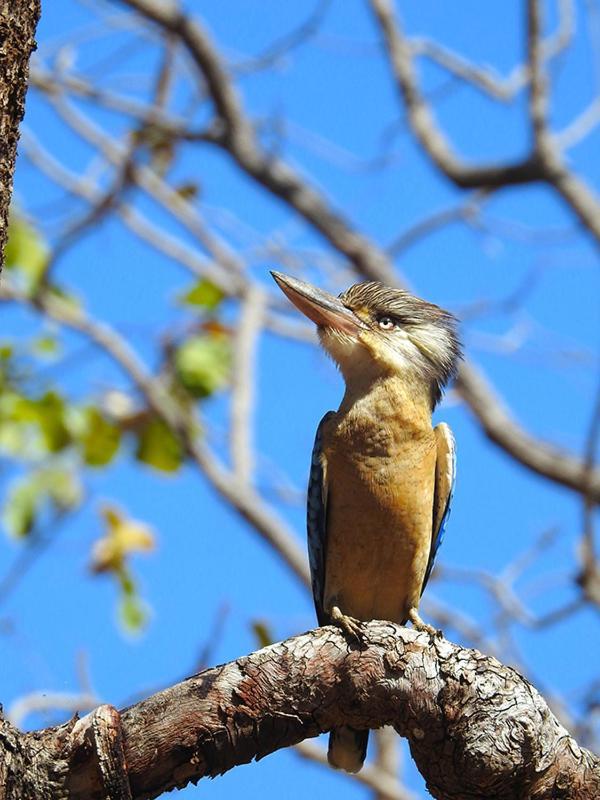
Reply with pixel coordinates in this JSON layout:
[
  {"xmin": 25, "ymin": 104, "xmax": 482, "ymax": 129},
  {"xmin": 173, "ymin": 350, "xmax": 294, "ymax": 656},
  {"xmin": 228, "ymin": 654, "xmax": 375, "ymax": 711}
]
[
  {"xmin": 0, "ymin": 0, "xmax": 41, "ymax": 267},
  {"xmin": 0, "ymin": 623, "xmax": 598, "ymax": 800}
]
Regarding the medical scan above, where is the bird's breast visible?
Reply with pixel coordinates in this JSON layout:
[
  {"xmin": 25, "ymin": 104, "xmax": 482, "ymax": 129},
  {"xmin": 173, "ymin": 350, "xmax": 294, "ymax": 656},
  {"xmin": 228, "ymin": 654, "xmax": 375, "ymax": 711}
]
[{"xmin": 321, "ymin": 411, "xmax": 437, "ymax": 623}]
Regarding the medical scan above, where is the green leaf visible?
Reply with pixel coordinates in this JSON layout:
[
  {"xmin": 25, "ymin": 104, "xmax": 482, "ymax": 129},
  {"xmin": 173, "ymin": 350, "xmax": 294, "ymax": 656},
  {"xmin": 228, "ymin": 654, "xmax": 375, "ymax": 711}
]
[
  {"xmin": 79, "ymin": 407, "xmax": 121, "ymax": 467},
  {"xmin": 174, "ymin": 334, "xmax": 231, "ymax": 398},
  {"xmin": 37, "ymin": 392, "xmax": 71, "ymax": 452},
  {"xmin": 44, "ymin": 468, "xmax": 82, "ymax": 510},
  {"xmin": 1, "ymin": 467, "xmax": 82, "ymax": 538},
  {"xmin": 119, "ymin": 592, "xmax": 148, "ymax": 633},
  {"xmin": 31, "ymin": 335, "xmax": 60, "ymax": 359},
  {"xmin": 4, "ymin": 215, "xmax": 49, "ymax": 291},
  {"xmin": 0, "ymin": 343, "xmax": 13, "ymax": 360},
  {"xmin": 115, "ymin": 566, "xmax": 149, "ymax": 634},
  {"xmin": 135, "ymin": 417, "xmax": 183, "ymax": 473},
  {"xmin": 2, "ymin": 480, "xmax": 37, "ymax": 537},
  {"xmin": 10, "ymin": 391, "xmax": 71, "ymax": 454},
  {"xmin": 178, "ymin": 279, "xmax": 224, "ymax": 311}
]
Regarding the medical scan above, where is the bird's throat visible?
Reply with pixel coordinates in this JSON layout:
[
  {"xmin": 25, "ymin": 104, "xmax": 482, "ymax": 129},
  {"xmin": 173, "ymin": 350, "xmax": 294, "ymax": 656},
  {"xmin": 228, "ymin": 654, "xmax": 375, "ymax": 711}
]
[{"xmin": 338, "ymin": 373, "xmax": 434, "ymax": 435}]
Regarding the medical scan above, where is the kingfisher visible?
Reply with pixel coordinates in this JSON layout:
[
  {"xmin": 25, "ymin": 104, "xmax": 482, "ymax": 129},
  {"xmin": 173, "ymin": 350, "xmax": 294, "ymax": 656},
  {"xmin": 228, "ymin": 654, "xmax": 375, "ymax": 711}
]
[{"xmin": 271, "ymin": 271, "xmax": 461, "ymax": 774}]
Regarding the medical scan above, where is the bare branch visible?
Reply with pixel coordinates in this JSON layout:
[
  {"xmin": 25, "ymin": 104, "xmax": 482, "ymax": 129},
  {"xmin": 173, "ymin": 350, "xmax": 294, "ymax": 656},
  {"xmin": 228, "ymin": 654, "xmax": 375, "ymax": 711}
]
[
  {"xmin": 555, "ymin": 97, "xmax": 600, "ymax": 150},
  {"xmin": 230, "ymin": 286, "xmax": 265, "ymax": 483},
  {"xmin": 386, "ymin": 191, "xmax": 487, "ymax": 257},
  {"xmin": 7, "ymin": 691, "xmax": 98, "ymax": 729},
  {"xmin": 411, "ymin": 0, "xmax": 574, "ymax": 102},
  {"xmin": 45, "ymin": 93, "xmax": 246, "ymax": 288},
  {"xmin": 119, "ymin": 0, "xmax": 395, "ymax": 280},
  {"xmin": 372, "ymin": 727, "xmax": 403, "ymax": 800},
  {"xmin": 528, "ymin": 0, "xmax": 552, "ymax": 154},
  {"xmin": 456, "ymin": 362, "xmax": 600, "ymax": 501},
  {"xmin": 20, "ymin": 129, "xmax": 236, "ymax": 290},
  {"xmin": 114, "ymin": 0, "xmax": 600, "ymax": 505},
  {"xmin": 3, "ymin": 623, "xmax": 599, "ymax": 799},
  {"xmin": 367, "ymin": 0, "xmax": 543, "ymax": 190}
]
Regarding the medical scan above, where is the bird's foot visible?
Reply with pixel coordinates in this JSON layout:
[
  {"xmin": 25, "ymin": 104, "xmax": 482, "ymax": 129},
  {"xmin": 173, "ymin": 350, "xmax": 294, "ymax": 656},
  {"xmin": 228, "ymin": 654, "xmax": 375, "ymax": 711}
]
[
  {"xmin": 330, "ymin": 606, "xmax": 365, "ymax": 644},
  {"xmin": 408, "ymin": 608, "xmax": 442, "ymax": 638}
]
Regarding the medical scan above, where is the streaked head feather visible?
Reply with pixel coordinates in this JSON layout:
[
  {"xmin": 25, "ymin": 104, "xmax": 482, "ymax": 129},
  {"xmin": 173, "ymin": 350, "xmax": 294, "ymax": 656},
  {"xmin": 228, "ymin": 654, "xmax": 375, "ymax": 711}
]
[{"xmin": 319, "ymin": 282, "xmax": 461, "ymax": 408}]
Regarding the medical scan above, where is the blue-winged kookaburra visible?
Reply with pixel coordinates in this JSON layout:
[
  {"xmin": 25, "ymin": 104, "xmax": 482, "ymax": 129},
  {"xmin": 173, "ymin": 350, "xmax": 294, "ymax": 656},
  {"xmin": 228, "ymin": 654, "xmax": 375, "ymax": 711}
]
[{"xmin": 271, "ymin": 271, "xmax": 461, "ymax": 774}]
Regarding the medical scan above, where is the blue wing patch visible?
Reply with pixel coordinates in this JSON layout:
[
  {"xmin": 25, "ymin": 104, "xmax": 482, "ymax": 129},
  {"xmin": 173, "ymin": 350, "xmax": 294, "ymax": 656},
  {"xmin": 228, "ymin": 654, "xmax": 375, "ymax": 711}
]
[
  {"xmin": 422, "ymin": 423, "xmax": 456, "ymax": 593},
  {"xmin": 307, "ymin": 412, "xmax": 335, "ymax": 625}
]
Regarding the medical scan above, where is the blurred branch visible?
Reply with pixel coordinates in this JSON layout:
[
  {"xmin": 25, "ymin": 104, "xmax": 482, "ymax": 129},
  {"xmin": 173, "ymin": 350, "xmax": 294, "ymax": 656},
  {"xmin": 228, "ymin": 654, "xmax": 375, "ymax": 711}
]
[
  {"xmin": 456, "ymin": 363, "xmax": 600, "ymax": 502},
  {"xmin": 46, "ymin": 92, "xmax": 247, "ymax": 288},
  {"xmin": 0, "ymin": 281, "xmax": 310, "ymax": 588},
  {"xmin": 117, "ymin": 0, "xmax": 600, "ymax": 505},
  {"xmin": 367, "ymin": 0, "xmax": 543, "ymax": 189},
  {"xmin": 230, "ymin": 286, "xmax": 265, "ymax": 484},
  {"xmin": 410, "ymin": 0, "xmax": 574, "ymax": 101},
  {"xmin": 578, "ymin": 371, "xmax": 600, "ymax": 606},
  {"xmin": 119, "ymin": 0, "xmax": 394, "ymax": 280},
  {"xmin": 232, "ymin": 0, "xmax": 332, "ymax": 75},
  {"xmin": 372, "ymin": 726, "xmax": 403, "ymax": 800},
  {"xmin": 371, "ymin": 0, "xmax": 600, "ymax": 248},
  {"xmin": 21, "ymin": 129, "xmax": 232, "ymax": 289},
  {"xmin": 295, "ymin": 738, "xmax": 416, "ymax": 800},
  {"xmin": 8, "ymin": 690, "xmax": 98, "ymax": 729},
  {"xmin": 386, "ymin": 191, "xmax": 487, "ymax": 257}
]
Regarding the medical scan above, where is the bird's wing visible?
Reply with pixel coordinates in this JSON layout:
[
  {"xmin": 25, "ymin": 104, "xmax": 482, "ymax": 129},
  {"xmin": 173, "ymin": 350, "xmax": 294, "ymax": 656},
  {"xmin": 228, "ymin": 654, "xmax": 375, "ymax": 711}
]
[
  {"xmin": 307, "ymin": 411, "xmax": 335, "ymax": 625},
  {"xmin": 422, "ymin": 422, "xmax": 456, "ymax": 593}
]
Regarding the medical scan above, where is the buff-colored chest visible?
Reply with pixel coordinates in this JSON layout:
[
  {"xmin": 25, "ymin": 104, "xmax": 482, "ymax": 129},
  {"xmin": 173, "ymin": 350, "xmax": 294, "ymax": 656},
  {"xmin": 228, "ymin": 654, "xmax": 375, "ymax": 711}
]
[{"xmin": 321, "ymin": 381, "xmax": 436, "ymax": 624}]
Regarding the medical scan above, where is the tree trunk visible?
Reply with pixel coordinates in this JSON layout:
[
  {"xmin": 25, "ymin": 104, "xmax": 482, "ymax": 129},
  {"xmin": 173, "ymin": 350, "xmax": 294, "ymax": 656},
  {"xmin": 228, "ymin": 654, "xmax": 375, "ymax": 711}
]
[
  {"xmin": 0, "ymin": 0, "xmax": 41, "ymax": 267},
  {"xmin": 0, "ymin": 622, "xmax": 598, "ymax": 800}
]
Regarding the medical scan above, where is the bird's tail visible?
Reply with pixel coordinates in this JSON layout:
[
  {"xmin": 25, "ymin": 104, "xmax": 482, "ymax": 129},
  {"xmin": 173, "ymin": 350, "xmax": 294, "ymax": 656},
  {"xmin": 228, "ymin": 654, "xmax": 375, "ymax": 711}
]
[{"xmin": 327, "ymin": 727, "xmax": 368, "ymax": 773}]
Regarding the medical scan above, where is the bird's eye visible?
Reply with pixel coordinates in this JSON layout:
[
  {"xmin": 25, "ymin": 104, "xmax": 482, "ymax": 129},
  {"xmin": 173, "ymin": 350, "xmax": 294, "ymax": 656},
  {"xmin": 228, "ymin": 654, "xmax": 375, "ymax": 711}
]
[{"xmin": 378, "ymin": 316, "xmax": 397, "ymax": 330}]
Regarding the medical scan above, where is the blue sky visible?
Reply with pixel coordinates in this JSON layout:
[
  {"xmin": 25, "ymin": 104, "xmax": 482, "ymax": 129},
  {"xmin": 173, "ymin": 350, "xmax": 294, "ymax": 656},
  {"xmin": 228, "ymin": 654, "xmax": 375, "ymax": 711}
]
[{"xmin": 2, "ymin": 1, "xmax": 600, "ymax": 797}]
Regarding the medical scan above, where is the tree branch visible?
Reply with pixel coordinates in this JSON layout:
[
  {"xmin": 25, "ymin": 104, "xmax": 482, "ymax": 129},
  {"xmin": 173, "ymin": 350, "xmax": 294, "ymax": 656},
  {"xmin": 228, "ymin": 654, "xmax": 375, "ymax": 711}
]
[
  {"xmin": 367, "ymin": 0, "xmax": 544, "ymax": 189},
  {"xmin": 2, "ymin": 623, "xmax": 598, "ymax": 799},
  {"xmin": 0, "ymin": 282, "xmax": 310, "ymax": 588},
  {"xmin": 115, "ymin": 0, "xmax": 600, "ymax": 504},
  {"xmin": 456, "ymin": 362, "xmax": 600, "ymax": 501},
  {"xmin": 0, "ymin": 0, "xmax": 41, "ymax": 264}
]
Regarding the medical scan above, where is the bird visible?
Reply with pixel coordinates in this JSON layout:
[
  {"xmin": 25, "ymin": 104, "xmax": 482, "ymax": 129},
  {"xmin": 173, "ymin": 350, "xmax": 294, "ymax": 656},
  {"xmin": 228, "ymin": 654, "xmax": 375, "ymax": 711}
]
[{"xmin": 271, "ymin": 270, "xmax": 461, "ymax": 774}]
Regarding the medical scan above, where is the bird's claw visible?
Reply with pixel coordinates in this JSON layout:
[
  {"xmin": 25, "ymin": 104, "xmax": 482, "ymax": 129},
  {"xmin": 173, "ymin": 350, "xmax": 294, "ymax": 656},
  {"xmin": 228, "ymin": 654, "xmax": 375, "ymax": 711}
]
[
  {"xmin": 330, "ymin": 606, "xmax": 365, "ymax": 643},
  {"xmin": 408, "ymin": 608, "xmax": 442, "ymax": 638}
]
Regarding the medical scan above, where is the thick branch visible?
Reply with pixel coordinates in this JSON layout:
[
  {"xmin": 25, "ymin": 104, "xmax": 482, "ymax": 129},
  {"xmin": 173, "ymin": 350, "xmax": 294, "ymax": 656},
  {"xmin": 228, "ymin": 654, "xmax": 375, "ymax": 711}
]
[
  {"xmin": 456, "ymin": 363, "xmax": 600, "ymax": 501},
  {"xmin": 2, "ymin": 623, "xmax": 598, "ymax": 799},
  {"xmin": 0, "ymin": 0, "xmax": 41, "ymax": 264}
]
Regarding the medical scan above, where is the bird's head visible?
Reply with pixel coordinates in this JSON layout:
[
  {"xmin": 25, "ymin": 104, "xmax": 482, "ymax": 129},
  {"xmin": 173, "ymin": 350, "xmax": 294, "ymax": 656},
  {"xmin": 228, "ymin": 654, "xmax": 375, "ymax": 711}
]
[{"xmin": 271, "ymin": 271, "xmax": 461, "ymax": 407}]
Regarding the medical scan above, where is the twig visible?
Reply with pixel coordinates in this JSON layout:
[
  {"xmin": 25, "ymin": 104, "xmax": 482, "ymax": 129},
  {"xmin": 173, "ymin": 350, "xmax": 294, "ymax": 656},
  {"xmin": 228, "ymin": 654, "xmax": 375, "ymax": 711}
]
[
  {"xmin": 410, "ymin": 0, "xmax": 574, "ymax": 102},
  {"xmin": 8, "ymin": 691, "xmax": 99, "ymax": 729},
  {"xmin": 230, "ymin": 286, "xmax": 265, "ymax": 484},
  {"xmin": 367, "ymin": 0, "xmax": 543, "ymax": 189}
]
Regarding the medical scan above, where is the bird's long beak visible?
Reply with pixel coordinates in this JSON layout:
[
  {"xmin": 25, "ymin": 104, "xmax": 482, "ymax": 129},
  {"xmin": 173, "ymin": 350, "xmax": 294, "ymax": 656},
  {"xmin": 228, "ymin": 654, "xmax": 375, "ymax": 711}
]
[{"xmin": 271, "ymin": 271, "xmax": 366, "ymax": 334}]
